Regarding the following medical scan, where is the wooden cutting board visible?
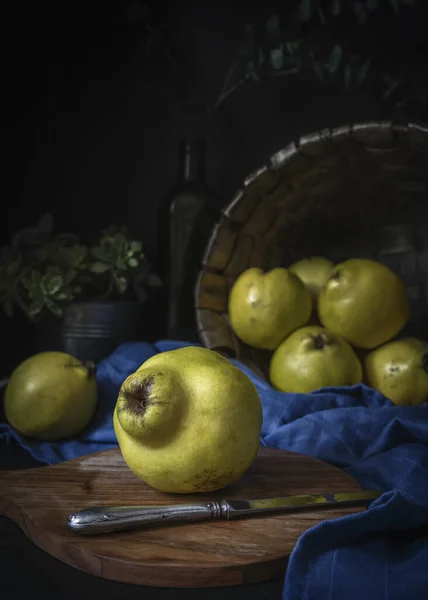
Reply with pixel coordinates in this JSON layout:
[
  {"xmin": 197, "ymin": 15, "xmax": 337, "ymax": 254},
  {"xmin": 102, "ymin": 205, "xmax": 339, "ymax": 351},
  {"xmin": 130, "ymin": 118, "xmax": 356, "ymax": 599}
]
[{"xmin": 0, "ymin": 446, "xmax": 365, "ymax": 588}]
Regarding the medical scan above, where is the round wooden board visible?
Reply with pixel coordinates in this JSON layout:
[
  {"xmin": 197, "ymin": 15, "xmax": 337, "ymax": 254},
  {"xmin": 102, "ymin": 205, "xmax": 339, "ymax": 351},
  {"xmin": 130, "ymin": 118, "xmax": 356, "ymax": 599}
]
[{"xmin": 0, "ymin": 446, "xmax": 363, "ymax": 588}]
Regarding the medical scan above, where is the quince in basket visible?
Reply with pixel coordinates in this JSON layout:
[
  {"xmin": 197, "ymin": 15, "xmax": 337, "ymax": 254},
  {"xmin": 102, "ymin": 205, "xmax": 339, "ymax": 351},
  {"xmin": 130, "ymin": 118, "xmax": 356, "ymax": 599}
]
[
  {"xmin": 269, "ymin": 325, "xmax": 362, "ymax": 394},
  {"xmin": 228, "ymin": 267, "xmax": 312, "ymax": 350},
  {"xmin": 318, "ymin": 258, "xmax": 409, "ymax": 349},
  {"xmin": 364, "ymin": 337, "xmax": 428, "ymax": 406},
  {"xmin": 289, "ymin": 256, "xmax": 334, "ymax": 302}
]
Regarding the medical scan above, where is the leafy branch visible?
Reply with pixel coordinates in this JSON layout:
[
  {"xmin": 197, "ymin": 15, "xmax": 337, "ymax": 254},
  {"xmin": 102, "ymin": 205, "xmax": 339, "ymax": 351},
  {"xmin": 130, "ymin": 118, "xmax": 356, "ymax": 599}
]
[{"xmin": 213, "ymin": 0, "xmax": 426, "ymax": 121}]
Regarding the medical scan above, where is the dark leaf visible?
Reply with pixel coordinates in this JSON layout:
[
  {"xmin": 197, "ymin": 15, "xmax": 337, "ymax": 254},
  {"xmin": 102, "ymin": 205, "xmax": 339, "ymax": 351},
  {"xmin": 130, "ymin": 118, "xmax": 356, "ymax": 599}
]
[
  {"xmin": 270, "ymin": 56, "xmax": 300, "ymax": 75},
  {"xmin": 68, "ymin": 245, "xmax": 87, "ymax": 267},
  {"xmin": 388, "ymin": 0, "xmax": 400, "ymax": 14},
  {"xmin": 330, "ymin": 0, "xmax": 341, "ymax": 16},
  {"xmin": 265, "ymin": 14, "xmax": 281, "ymax": 47},
  {"xmin": 21, "ymin": 276, "xmax": 32, "ymax": 290},
  {"xmin": 296, "ymin": 0, "xmax": 313, "ymax": 23},
  {"xmin": 117, "ymin": 256, "xmax": 128, "ymax": 270},
  {"xmin": 91, "ymin": 262, "xmax": 110, "ymax": 274},
  {"xmin": 357, "ymin": 58, "xmax": 372, "ymax": 85},
  {"xmin": 328, "ymin": 45, "xmax": 342, "ymax": 72},
  {"xmin": 269, "ymin": 46, "xmax": 284, "ymax": 70},
  {"xmin": 351, "ymin": 1, "xmax": 367, "ymax": 24},
  {"xmin": 46, "ymin": 275, "xmax": 63, "ymax": 294},
  {"xmin": 44, "ymin": 297, "xmax": 63, "ymax": 318},
  {"xmin": 55, "ymin": 292, "xmax": 72, "ymax": 301},
  {"xmin": 63, "ymin": 269, "xmax": 77, "ymax": 285},
  {"xmin": 344, "ymin": 63, "xmax": 352, "ymax": 88},
  {"xmin": 248, "ymin": 71, "xmax": 262, "ymax": 83},
  {"xmin": 115, "ymin": 276, "xmax": 128, "ymax": 295},
  {"xmin": 91, "ymin": 246, "xmax": 111, "ymax": 262},
  {"xmin": 315, "ymin": 0, "xmax": 326, "ymax": 24},
  {"xmin": 29, "ymin": 295, "xmax": 45, "ymax": 317},
  {"xmin": 130, "ymin": 240, "xmax": 143, "ymax": 254},
  {"xmin": 286, "ymin": 40, "xmax": 303, "ymax": 55},
  {"xmin": 31, "ymin": 270, "xmax": 41, "ymax": 285},
  {"xmin": 6, "ymin": 259, "xmax": 21, "ymax": 279}
]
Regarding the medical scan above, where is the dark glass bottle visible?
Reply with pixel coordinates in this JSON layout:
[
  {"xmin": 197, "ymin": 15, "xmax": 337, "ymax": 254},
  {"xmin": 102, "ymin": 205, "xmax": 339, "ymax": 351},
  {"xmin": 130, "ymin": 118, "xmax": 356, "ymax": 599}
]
[{"xmin": 158, "ymin": 138, "xmax": 214, "ymax": 341}]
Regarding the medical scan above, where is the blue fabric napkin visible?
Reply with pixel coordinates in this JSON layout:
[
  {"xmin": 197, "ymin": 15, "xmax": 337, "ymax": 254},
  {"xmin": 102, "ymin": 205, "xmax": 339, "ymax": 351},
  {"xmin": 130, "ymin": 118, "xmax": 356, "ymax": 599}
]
[{"xmin": 1, "ymin": 340, "xmax": 428, "ymax": 600}]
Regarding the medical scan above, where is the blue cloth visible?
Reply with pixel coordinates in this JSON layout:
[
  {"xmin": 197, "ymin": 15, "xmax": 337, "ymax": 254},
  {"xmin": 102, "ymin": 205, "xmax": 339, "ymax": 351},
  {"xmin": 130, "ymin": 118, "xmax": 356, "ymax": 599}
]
[{"xmin": 1, "ymin": 340, "xmax": 428, "ymax": 600}]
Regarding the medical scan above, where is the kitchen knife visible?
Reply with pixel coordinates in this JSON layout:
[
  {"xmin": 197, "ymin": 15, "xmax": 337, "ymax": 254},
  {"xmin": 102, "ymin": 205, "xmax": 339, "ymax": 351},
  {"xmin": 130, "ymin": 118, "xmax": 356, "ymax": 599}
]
[{"xmin": 67, "ymin": 489, "xmax": 381, "ymax": 535}]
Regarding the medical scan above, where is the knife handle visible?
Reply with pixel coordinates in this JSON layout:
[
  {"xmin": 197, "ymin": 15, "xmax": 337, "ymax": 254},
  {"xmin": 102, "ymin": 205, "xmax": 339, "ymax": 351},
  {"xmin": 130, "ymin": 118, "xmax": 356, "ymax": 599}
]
[{"xmin": 67, "ymin": 500, "xmax": 230, "ymax": 535}]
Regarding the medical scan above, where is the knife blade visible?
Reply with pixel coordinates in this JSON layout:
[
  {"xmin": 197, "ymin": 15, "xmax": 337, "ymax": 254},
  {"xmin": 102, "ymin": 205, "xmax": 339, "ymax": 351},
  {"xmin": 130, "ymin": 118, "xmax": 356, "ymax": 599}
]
[{"xmin": 66, "ymin": 489, "xmax": 381, "ymax": 535}]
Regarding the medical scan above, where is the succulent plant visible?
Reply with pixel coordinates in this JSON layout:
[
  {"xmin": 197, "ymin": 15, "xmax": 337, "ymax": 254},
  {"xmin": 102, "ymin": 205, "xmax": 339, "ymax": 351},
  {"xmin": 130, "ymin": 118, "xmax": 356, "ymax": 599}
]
[
  {"xmin": 89, "ymin": 225, "xmax": 161, "ymax": 302},
  {"xmin": 0, "ymin": 215, "xmax": 161, "ymax": 321}
]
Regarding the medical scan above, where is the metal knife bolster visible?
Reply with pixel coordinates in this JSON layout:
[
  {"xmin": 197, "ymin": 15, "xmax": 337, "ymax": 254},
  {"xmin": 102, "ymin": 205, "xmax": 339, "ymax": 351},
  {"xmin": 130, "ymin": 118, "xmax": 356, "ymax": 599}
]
[{"xmin": 67, "ymin": 490, "xmax": 381, "ymax": 535}]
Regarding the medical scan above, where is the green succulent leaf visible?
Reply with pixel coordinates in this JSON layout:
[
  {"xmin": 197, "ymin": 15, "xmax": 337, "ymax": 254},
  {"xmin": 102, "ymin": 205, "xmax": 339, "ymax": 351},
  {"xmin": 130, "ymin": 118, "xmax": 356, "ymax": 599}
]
[
  {"xmin": 315, "ymin": 1, "xmax": 326, "ymax": 24},
  {"xmin": 130, "ymin": 240, "xmax": 143, "ymax": 254},
  {"xmin": 127, "ymin": 257, "xmax": 139, "ymax": 268},
  {"xmin": 31, "ymin": 270, "xmax": 41, "ymax": 286},
  {"xmin": 28, "ymin": 294, "xmax": 45, "ymax": 317},
  {"xmin": 328, "ymin": 45, "xmax": 342, "ymax": 73},
  {"xmin": 68, "ymin": 245, "xmax": 87, "ymax": 267},
  {"xmin": 286, "ymin": 40, "xmax": 303, "ymax": 56},
  {"xmin": 46, "ymin": 275, "xmax": 63, "ymax": 294},
  {"xmin": 91, "ymin": 262, "xmax": 111, "ymax": 274},
  {"xmin": 63, "ymin": 269, "xmax": 77, "ymax": 285},
  {"xmin": 44, "ymin": 297, "xmax": 63, "ymax": 317},
  {"xmin": 270, "ymin": 45, "xmax": 285, "ymax": 70},
  {"xmin": 115, "ymin": 276, "xmax": 128, "ymax": 294}
]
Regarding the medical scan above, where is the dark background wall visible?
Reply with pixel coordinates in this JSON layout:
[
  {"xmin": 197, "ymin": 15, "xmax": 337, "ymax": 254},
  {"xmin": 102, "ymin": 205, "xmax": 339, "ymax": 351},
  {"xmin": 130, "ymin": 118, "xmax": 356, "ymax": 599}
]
[{"xmin": 3, "ymin": 0, "xmax": 427, "ymax": 375}]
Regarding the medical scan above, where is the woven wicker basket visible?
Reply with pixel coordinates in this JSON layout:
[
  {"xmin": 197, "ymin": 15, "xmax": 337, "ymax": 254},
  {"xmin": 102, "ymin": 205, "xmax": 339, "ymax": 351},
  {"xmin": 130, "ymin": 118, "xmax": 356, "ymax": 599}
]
[{"xmin": 195, "ymin": 121, "xmax": 428, "ymax": 379}]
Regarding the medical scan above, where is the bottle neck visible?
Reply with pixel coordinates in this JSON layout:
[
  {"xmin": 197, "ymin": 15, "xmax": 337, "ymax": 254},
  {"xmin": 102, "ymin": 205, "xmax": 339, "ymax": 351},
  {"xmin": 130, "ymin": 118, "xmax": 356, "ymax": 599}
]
[{"xmin": 176, "ymin": 139, "xmax": 206, "ymax": 184}]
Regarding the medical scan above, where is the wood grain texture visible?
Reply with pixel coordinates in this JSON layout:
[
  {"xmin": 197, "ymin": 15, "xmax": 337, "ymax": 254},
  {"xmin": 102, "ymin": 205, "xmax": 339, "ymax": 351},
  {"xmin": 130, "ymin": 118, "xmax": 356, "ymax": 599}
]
[
  {"xmin": 195, "ymin": 121, "xmax": 428, "ymax": 378},
  {"xmin": 0, "ymin": 447, "xmax": 365, "ymax": 588}
]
